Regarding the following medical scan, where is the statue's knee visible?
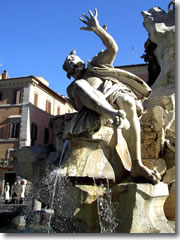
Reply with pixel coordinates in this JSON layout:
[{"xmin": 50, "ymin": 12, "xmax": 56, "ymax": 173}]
[{"xmin": 119, "ymin": 95, "xmax": 136, "ymax": 110}]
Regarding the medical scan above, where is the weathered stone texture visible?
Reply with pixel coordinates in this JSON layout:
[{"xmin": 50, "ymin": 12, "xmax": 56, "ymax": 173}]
[{"xmin": 141, "ymin": 5, "xmax": 175, "ymax": 221}]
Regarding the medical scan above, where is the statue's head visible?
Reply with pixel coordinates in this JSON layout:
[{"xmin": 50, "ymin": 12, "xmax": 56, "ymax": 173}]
[{"xmin": 63, "ymin": 50, "xmax": 85, "ymax": 79}]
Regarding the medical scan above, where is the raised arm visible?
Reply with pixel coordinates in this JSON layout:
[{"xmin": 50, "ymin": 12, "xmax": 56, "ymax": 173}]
[{"xmin": 80, "ymin": 9, "xmax": 118, "ymax": 66}]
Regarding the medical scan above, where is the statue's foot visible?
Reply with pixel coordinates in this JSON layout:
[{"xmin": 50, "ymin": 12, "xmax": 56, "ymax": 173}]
[{"xmin": 131, "ymin": 162, "xmax": 161, "ymax": 184}]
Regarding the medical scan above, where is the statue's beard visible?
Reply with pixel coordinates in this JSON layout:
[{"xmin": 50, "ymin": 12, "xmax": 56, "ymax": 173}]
[{"xmin": 67, "ymin": 63, "xmax": 85, "ymax": 79}]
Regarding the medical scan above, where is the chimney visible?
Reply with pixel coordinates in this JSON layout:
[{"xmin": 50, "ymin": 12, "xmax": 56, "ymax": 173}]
[{"xmin": 2, "ymin": 70, "xmax": 9, "ymax": 79}]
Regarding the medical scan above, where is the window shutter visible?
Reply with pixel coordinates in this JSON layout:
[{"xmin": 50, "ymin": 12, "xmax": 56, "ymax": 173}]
[
  {"xmin": 49, "ymin": 102, "xmax": 51, "ymax": 114},
  {"xmin": 16, "ymin": 89, "xmax": 21, "ymax": 104},
  {"xmin": 44, "ymin": 128, "xmax": 49, "ymax": 144},
  {"xmin": 46, "ymin": 100, "xmax": 51, "ymax": 114},
  {"xmin": 16, "ymin": 122, "xmax": 20, "ymax": 138},
  {"xmin": 57, "ymin": 107, "xmax": 60, "ymax": 115},
  {"xmin": 7, "ymin": 123, "xmax": 12, "ymax": 138},
  {"xmin": 34, "ymin": 93, "xmax": 38, "ymax": 106},
  {"xmin": 46, "ymin": 100, "xmax": 48, "ymax": 112},
  {"xmin": 0, "ymin": 92, "xmax": 2, "ymax": 102},
  {"xmin": 31, "ymin": 123, "xmax": 38, "ymax": 145}
]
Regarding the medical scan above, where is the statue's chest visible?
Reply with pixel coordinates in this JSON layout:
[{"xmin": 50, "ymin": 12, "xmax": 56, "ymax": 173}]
[{"xmin": 86, "ymin": 76, "xmax": 103, "ymax": 89}]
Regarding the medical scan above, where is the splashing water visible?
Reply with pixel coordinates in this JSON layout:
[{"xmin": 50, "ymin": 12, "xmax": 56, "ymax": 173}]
[
  {"xmin": 90, "ymin": 157, "xmax": 118, "ymax": 233},
  {"xmin": 96, "ymin": 180, "xmax": 118, "ymax": 233},
  {"xmin": 46, "ymin": 140, "xmax": 69, "ymax": 232}
]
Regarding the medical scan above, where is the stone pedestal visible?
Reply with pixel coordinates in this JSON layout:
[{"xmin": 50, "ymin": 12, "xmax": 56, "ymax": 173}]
[
  {"xmin": 61, "ymin": 125, "xmax": 129, "ymax": 183},
  {"xmin": 51, "ymin": 181, "xmax": 173, "ymax": 233},
  {"xmin": 112, "ymin": 182, "xmax": 173, "ymax": 233}
]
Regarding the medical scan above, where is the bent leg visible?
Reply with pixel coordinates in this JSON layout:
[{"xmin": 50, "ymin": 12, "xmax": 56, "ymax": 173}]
[
  {"xmin": 116, "ymin": 94, "xmax": 161, "ymax": 184},
  {"xmin": 71, "ymin": 79, "xmax": 120, "ymax": 119}
]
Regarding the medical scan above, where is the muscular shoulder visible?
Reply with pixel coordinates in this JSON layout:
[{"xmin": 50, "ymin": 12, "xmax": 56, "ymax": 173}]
[{"xmin": 85, "ymin": 76, "xmax": 103, "ymax": 89}]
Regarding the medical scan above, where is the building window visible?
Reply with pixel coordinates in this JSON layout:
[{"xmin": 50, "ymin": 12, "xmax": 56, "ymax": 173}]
[
  {"xmin": 7, "ymin": 122, "xmax": 20, "ymax": 138},
  {"xmin": 57, "ymin": 106, "xmax": 61, "ymax": 115},
  {"xmin": 34, "ymin": 93, "xmax": 38, "ymax": 107},
  {"xmin": 13, "ymin": 89, "xmax": 23, "ymax": 104},
  {"xmin": 31, "ymin": 122, "xmax": 38, "ymax": 146},
  {"xmin": 46, "ymin": 100, "xmax": 51, "ymax": 114},
  {"xmin": 0, "ymin": 92, "xmax": 2, "ymax": 102},
  {"xmin": 44, "ymin": 128, "xmax": 49, "ymax": 144}
]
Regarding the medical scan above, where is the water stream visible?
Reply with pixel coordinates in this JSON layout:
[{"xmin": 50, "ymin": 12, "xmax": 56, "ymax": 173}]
[
  {"xmin": 91, "ymin": 161, "xmax": 118, "ymax": 233},
  {"xmin": 1, "ymin": 139, "xmax": 119, "ymax": 233},
  {"xmin": 47, "ymin": 140, "xmax": 69, "ymax": 232},
  {"xmin": 96, "ymin": 179, "xmax": 118, "ymax": 233}
]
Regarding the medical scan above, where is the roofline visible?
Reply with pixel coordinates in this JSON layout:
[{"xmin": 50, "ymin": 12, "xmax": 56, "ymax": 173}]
[
  {"xmin": 115, "ymin": 63, "xmax": 148, "ymax": 68},
  {"xmin": 31, "ymin": 75, "xmax": 67, "ymax": 103},
  {"xmin": 0, "ymin": 75, "xmax": 68, "ymax": 104}
]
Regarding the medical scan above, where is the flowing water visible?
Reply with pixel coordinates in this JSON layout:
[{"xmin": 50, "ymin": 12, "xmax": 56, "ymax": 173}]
[
  {"xmin": 46, "ymin": 140, "xmax": 69, "ymax": 232},
  {"xmin": 0, "ymin": 138, "xmax": 120, "ymax": 233},
  {"xmin": 96, "ymin": 180, "xmax": 118, "ymax": 233}
]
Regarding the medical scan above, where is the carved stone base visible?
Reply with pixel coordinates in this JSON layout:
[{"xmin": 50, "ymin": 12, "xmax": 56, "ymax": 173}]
[
  {"xmin": 111, "ymin": 182, "xmax": 173, "ymax": 233},
  {"xmin": 61, "ymin": 125, "xmax": 129, "ymax": 183},
  {"xmin": 52, "ymin": 181, "xmax": 173, "ymax": 233}
]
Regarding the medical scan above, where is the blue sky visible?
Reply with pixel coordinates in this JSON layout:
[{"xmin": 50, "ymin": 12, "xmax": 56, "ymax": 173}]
[{"xmin": 0, "ymin": 0, "xmax": 172, "ymax": 96}]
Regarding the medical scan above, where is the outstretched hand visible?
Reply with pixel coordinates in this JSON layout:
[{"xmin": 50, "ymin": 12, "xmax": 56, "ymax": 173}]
[{"xmin": 80, "ymin": 8, "xmax": 100, "ymax": 31}]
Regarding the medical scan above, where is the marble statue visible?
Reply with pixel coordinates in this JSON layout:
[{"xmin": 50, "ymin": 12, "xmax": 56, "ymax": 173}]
[{"xmin": 62, "ymin": 9, "xmax": 161, "ymax": 184}]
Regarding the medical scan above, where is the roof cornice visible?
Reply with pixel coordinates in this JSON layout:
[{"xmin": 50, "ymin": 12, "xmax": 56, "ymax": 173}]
[
  {"xmin": 0, "ymin": 75, "xmax": 68, "ymax": 104},
  {"xmin": 0, "ymin": 76, "xmax": 34, "ymax": 87}
]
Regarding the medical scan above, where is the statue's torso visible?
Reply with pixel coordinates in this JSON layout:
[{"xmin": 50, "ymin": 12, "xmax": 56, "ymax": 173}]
[{"xmin": 83, "ymin": 73, "xmax": 104, "ymax": 91}]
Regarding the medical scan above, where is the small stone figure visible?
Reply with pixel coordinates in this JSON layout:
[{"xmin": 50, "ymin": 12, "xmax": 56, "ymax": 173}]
[{"xmin": 63, "ymin": 9, "xmax": 161, "ymax": 184}]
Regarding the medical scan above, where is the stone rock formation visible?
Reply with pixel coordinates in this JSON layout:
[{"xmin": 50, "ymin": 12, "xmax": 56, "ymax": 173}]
[{"xmin": 141, "ymin": 3, "xmax": 175, "ymax": 220}]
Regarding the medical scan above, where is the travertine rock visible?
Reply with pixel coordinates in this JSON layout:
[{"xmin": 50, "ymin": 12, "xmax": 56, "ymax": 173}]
[
  {"xmin": 141, "ymin": 5, "xmax": 175, "ymax": 221},
  {"xmin": 142, "ymin": 158, "xmax": 167, "ymax": 177},
  {"xmin": 142, "ymin": 7, "xmax": 175, "ymax": 96},
  {"xmin": 164, "ymin": 182, "xmax": 175, "ymax": 220},
  {"xmin": 162, "ymin": 166, "xmax": 175, "ymax": 184},
  {"xmin": 141, "ymin": 6, "xmax": 175, "ymax": 161}
]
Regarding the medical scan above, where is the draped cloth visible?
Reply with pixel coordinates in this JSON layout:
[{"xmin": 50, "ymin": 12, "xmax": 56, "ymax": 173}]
[
  {"xmin": 87, "ymin": 63, "xmax": 152, "ymax": 100},
  {"xmin": 64, "ymin": 107, "xmax": 101, "ymax": 138},
  {"xmin": 64, "ymin": 63, "xmax": 152, "ymax": 138}
]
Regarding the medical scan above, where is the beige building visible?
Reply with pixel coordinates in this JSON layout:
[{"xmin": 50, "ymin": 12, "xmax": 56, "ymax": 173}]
[{"xmin": 0, "ymin": 70, "xmax": 73, "ymax": 193}]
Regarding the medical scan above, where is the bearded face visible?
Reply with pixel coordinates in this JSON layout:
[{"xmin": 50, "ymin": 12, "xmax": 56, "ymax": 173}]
[{"xmin": 63, "ymin": 54, "xmax": 85, "ymax": 79}]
